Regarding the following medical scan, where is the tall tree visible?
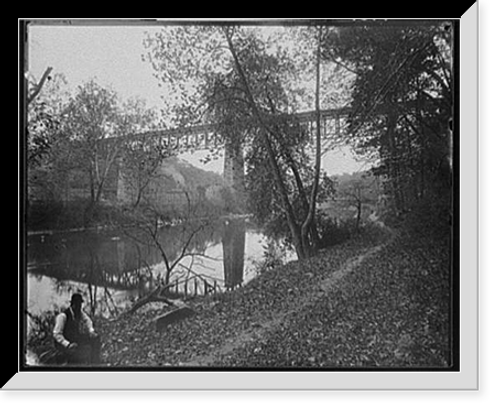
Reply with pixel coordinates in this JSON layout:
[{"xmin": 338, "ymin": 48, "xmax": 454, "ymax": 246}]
[
  {"xmin": 301, "ymin": 26, "xmax": 324, "ymax": 251},
  {"xmin": 27, "ymin": 72, "xmax": 69, "ymax": 168},
  {"xmin": 117, "ymin": 97, "xmax": 169, "ymax": 208},
  {"xmin": 144, "ymin": 24, "xmax": 344, "ymax": 259},
  {"xmin": 27, "ymin": 72, "xmax": 73, "ymax": 225},
  {"xmin": 63, "ymin": 80, "xmax": 127, "ymax": 225},
  {"xmin": 322, "ymin": 23, "xmax": 453, "ymax": 218},
  {"xmin": 222, "ymin": 26, "xmax": 328, "ymax": 258}
]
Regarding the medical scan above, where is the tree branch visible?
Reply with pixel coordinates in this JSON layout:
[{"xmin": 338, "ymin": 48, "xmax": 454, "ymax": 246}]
[
  {"xmin": 170, "ymin": 223, "xmax": 205, "ymax": 271},
  {"xmin": 124, "ymin": 284, "xmax": 177, "ymax": 316},
  {"xmin": 28, "ymin": 67, "xmax": 53, "ymax": 105},
  {"xmin": 349, "ymin": 39, "xmax": 434, "ymax": 137}
]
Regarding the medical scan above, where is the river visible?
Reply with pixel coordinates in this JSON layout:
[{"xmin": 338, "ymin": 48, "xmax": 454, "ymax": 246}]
[{"xmin": 26, "ymin": 217, "xmax": 295, "ymax": 320}]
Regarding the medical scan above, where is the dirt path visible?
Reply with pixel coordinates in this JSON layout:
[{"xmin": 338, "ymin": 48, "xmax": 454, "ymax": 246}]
[{"xmin": 183, "ymin": 241, "xmax": 388, "ymax": 367}]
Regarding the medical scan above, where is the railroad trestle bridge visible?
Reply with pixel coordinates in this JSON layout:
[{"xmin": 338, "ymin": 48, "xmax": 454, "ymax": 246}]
[
  {"xmin": 122, "ymin": 107, "xmax": 351, "ymax": 152},
  {"xmin": 107, "ymin": 107, "xmax": 352, "ymax": 205}
]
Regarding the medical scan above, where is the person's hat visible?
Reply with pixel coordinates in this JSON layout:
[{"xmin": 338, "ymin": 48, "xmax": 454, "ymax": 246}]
[{"xmin": 70, "ymin": 293, "xmax": 84, "ymax": 304}]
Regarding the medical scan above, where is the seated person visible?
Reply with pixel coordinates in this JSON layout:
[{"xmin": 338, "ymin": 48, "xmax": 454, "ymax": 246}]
[{"xmin": 53, "ymin": 293, "xmax": 101, "ymax": 365}]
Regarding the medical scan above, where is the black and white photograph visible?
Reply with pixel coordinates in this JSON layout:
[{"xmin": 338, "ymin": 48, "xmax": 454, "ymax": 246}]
[{"xmin": 20, "ymin": 18, "xmax": 462, "ymax": 380}]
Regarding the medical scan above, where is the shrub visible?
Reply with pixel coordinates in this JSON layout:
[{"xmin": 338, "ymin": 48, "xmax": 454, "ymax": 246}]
[
  {"xmin": 316, "ymin": 212, "xmax": 355, "ymax": 249},
  {"xmin": 26, "ymin": 310, "xmax": 58, "ymax": 353}
]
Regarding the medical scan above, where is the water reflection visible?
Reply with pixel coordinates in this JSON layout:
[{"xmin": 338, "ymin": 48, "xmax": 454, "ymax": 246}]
[
  {"xmin": 26, "ymin": 218, "xmax": 290, "ymax": 318},
  {"xmin": 222, "ymin": 219, "xmax": 245, "ymax": 290}
]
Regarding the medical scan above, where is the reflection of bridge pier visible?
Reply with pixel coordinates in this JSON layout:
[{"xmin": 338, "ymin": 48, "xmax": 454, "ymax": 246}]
[{"xmin": 222, "ymin": 218, "xmax": 246, "ymax": 290}]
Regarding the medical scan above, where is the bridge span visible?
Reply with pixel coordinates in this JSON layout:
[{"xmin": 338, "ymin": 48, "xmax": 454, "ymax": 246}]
[
  {"xmin": 111, "ymin": 107, "xmax": 352, "ymax": 205},
  {"xmin": 117, "ymin": 107, "xmax": 351, "ymax": 152}
]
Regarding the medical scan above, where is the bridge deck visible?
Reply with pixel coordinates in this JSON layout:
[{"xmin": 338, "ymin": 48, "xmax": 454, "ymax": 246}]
[{"xmin": 115, "ymin": 107, "xmax": 353, "ymax": 150}]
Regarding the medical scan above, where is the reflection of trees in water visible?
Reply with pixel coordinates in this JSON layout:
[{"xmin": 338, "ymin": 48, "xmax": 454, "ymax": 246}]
[
  {"xmin": 134, "ymin": 217, "xmax": 249, "ymax": 302},
  {"xmin": 28, "ymin": 217, "xmax": 253, "ymax": 318},
  {"xmin": 28, "ymin": 220, "xmax": 223, "ymax": 289},
  {"xmin": 134, "ymin": 218, "xmax": 220, "ymax": 255},
  {"xmin": 123, "ymin": 217, "xmax": 225, "ymax": 288}
]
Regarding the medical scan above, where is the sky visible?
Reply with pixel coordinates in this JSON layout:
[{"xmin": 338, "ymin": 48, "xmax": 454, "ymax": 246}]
[
  {"xmin": 28, "ymin": 24, "xmax": 164, "ymax": 107},
  {"xmin": 26, "ymin": 22, "xmax": 369, "ymax": 176}
]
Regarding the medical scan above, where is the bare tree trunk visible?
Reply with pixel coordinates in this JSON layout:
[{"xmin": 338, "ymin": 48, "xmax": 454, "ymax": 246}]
[
  {"xmin": 300, "ymin": 26, "xmax": 323, "ymax": 258},
  {"xmin": 27, "ymin": 67, "xmax": 53, "ymax": 105},
  {"xmin": 384, "ymin": 111, "xmax": 403, "ymax": 214},
  {"xmin": 284, "ymin": 150, "xmax": 320, "ymax": 250},
  {"xmin": 122, "ymin": 282, "xmax": 183, "ymax": 317},
  {"xmin": 83, "ymin": 165, "xmax": 97, "ymax": 227},
  {"xmin": 356, "ymin": 198, "xmax": 362, "ymax": 231}
]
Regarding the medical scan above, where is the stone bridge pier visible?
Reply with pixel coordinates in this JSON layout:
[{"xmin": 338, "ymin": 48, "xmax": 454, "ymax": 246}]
[{"xmin": 223, "ymin": 137, "xmax": 246, "ymax": 211}]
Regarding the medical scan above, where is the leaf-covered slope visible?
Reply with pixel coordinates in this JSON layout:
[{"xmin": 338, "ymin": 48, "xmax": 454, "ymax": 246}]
[
  {"xmin": 220, "ymin": 232, "xmax": 451, "ymax": 368},
  {"xmin": 98, "ymin": 228, "xmax": 451, "ymax": 369}
]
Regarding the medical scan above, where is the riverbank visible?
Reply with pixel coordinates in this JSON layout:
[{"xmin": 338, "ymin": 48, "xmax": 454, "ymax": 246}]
[
  {"xmin": 95, "ymin": 225, "xmax": 452, "ymax": 368},
  {"xmin": 27, "ymin": 213, "xmax": 253, "ymax": 237}
]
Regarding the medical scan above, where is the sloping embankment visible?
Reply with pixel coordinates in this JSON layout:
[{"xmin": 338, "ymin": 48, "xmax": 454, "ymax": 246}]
[{"xmin": 99, "ymin": 227, "xmax": 450, "ymax": 369}]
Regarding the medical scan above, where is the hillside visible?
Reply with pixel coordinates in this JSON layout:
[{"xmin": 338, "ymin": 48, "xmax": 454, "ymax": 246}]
[
  {"xmin": 157, "ymin": 157, "xmax": 224, "ymax": 192},
  {"xmin": 97, "ymin": 225, "xmax": 451, "ymax": 368}
]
